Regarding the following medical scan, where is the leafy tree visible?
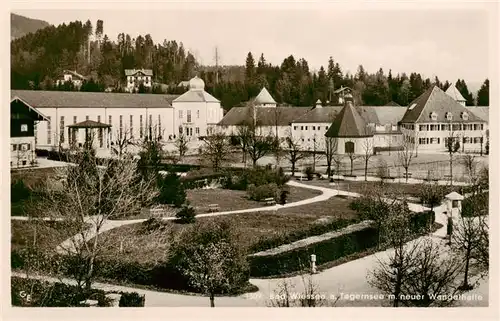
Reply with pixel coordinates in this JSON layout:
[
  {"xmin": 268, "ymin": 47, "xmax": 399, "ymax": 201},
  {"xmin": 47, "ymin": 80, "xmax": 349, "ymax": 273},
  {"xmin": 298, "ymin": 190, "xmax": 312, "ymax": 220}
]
[{"xmin": 477, "ymin": 79, "xmax": 489, "ymax": 106}]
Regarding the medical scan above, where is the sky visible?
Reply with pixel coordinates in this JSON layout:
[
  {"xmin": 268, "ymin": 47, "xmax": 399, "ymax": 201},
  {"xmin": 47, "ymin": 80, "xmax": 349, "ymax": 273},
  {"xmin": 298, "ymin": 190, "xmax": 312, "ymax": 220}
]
[{"xmin": 13, "ymin": 2, "xmax": 494, "ymax": 90}]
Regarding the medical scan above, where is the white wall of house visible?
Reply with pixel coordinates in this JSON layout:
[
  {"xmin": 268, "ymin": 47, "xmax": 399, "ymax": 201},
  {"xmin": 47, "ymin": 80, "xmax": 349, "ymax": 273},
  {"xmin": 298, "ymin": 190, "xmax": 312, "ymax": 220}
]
[
  {"xmin": 33, "ymin": 107, "xmax": 175, "ymax": 150},
  {"xmin": 400, "ymin": 122, "xmax": 488, "ymax": 153},
  {"xmin": 173, "ymin": 101, "xmax": 224, "ymax": 139},
  {"xmin": 10, "ymin": 136, "xmax": 36, "ymax": 167},
  {"xmin": 334, "ymin": 137, "xmax": 374, "ymax": 155},
  {"xmin": 126, "ymin": 75, "xmax": 153, "ymax": 91},
  {"xmin": 291, "ymin": 122, "xmax": 331, "ymax": 151}
]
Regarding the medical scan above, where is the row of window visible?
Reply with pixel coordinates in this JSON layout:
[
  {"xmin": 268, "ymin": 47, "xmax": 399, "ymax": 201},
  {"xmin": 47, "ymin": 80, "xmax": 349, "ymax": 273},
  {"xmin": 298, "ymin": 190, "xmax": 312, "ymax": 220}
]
[
  {"xmin": 179, "ymin": 126, "xmax": 200, "ymax": 136},
  {"xmin": 46, "ymin": 115, "xmax": 161, "ymax": 145},
  {"xmin": 179, "ymin": 110, "xmax": 200, "ymax": 122},
  {"xmin": 418, "ymin": 123, "xmax": 484, "ymax": 132},
  {"xmin": 11, "ymin": 143, "xmax": 31, "ymax": 151},
  {"xmin": 293, "ymin": 125, "xmax": 330, "ymax": 131},
  {"xmin": 418, "ymin": 137, "xmax": 484, "ymax": 145}
]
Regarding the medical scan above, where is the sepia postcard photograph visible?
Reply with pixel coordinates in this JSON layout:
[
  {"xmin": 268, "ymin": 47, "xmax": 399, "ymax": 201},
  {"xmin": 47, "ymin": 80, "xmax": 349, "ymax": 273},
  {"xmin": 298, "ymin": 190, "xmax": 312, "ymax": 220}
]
[{"xmin": 2, "ymin": 0, "xmax": 499, "ymax": 320}]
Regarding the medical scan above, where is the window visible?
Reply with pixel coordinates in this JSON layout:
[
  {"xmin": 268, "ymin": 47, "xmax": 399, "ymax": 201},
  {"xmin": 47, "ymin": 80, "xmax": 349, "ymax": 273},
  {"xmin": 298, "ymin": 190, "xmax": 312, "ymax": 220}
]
[
  {"xmin": 437, "ymin": 138, "xmax": 440, "ymax": 144},
  {"xmin": 430, "ymin": 137, "xmax": 439, "ymax": 144},
  {"xmin": 47, "ymin": 116, "xmax": 52, "ymax": 145},
  {"xmin": 473, "ymin": 124, "xmax": 478, "ymax": 131},
  {"xmin": 446, "ymin": 112, "xmax": 453, "ymax": 121},
  {"xmin": 195, "ymin": 127, "xmax": 200, "ymax": 135},
  {"xmin": 301, "ymin": 126, "xmax": 304, "ymax": 130},
  {"xmin": 27, "ymin": 143, "xmax": 31, "ymax": 150},
  {"xmin": 140, "ymin": 115, "xmax": 143, "ymax": 138},
  {"xmin": 197, "ymin": 110, "xmax": 200, "ymax": 119},
  {"xmin": 20, "ymin": 124, "xmax": 28, "ymax": 132},
  {"xmin": 179, "ymin": 126, "xmax": 183, "ymax": 134},
  {"xmin": 294, "ymin": 126, "xmax": 297, "ymax": 130},
  {"xmin": 119, "ymin": 115, "xmax": 123, "ymax": 139},
  {"xmin": 452, "ymin": 200, "xmax": 459, "ymax": 208},
  {"xmin": 59, "ymin": 116, "xmax": 65, "ymax": 143},
  {"xmin": 313, "ymin": 126, "xmax": 316, "ymax": 130},
  {"xmin": 452, "ymin": 124, "xmax": 460, "ymax": 131},
  {"xmin": 345, "ymin": 141, "xmax": 355, "ymax": 154},
  {"xmin": 326, "ymin": 126, "xmax": 329, "ymax": 130},
  {"xmin": 408, "ymin": 103, "xmax": 417, "ymax": 110},
  {"xmin": 12, "ymin": 144, "xmax": 17, "ymax": 151},
  {"xmin": 419, "ymin": 125, "xmax": 426, "ymax": 131},
  {"xmin": 97, "ymin": 115, "xmax": 101, "ymax": 123},
  {"xmin": 86, "ymin": 115, "xmax": 90, "ymax": 121},
  {"xmin": 481, "ymin": 124, "xmax": 484, "ymax": 130},
  {"xmin": 179, "ymin": 110, "xmax": 183, "ymax": 119},
  {"xmin": 461, "ymin": 112, "xmax": 469, "ymax": 120},
  {"xmin": 429, "ymin": 112, "xmax": 437, "ymax": 120},
  {"xmin": 187, "ymin": 110, "xmax": 192, "ymax": 123},
  {"xmin": 305, "ymin": 126, "xmax": 308, "ymax": 130}
]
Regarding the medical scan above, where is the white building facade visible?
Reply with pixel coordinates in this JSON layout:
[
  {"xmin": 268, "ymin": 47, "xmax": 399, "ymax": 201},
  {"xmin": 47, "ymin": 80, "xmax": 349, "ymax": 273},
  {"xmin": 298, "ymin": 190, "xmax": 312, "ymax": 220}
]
[{"xmin": 125, "ymin": 69, "xmax": 153, "ymax": 92}]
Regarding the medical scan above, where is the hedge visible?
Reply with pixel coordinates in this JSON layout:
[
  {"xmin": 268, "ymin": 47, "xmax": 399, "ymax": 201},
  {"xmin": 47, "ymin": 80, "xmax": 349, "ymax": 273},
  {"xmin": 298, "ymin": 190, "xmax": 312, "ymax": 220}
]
[
  {"xmin": 248, "ymin": 225, "xmax": 379, "ymax": 277},
  {"xmin": 11, "ymin": 276, "xmax": 111, "ymax": 307},
  {"xmin": 118, "ymin": 291, "xmax": 146, "ymax": 307},
  {"xmin": 159, "ymin": 163, "xmax": 201, "ymax": 173}
]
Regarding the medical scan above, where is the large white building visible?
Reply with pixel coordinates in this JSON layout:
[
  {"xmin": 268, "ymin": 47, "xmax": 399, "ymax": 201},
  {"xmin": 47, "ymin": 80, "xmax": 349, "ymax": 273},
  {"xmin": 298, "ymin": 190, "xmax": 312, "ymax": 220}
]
[
  {"xmin": 125, "ymin": 69, "xmax": 153, "ymax": 92},
  {"xmin": 217, "ymin": 85, "xmax": 489, "ymax": 155},
  {"xmin": 10, "ymin": 76, "xmax": 224, "ymax": 154}
]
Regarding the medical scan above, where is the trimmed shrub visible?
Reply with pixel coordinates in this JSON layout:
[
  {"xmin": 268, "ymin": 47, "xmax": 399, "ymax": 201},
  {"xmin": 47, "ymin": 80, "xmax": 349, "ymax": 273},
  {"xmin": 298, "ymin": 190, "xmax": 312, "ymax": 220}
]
[
  {"xmin": 118, "ymin": 292, "xmax": 145, "ymax": 307},
  {"xmin": 409, "ymin": 210, "xmax": 435, "ymax": 233},
  {"xmin": 35, "ymin": 149, "xmax": 50, "ymax": 157},
  {"xmin": 279, "ymin": 189, "xmax": 289, "ymax": 205},
  {"xmin": 176, "ymin": 204, "xmax": 196, "ymax": 224},
  {"xmin": 157, "ymin": 173, "xmax": 186, "ymax": 207},
  {"xmin": 248, "ymin": 218, "xmax": 357, "ymax": 254},
  {"xmin": 247, "ymin": 183, "xmax": 278, "ymax": 201},
  {"xmin": 248, "ymin": 225, "xmax": 378, "ymax": 277},
  {"xmin": 224, "ymin": 167, "xmax": 289, "ymax": 191},
  {"xmin": 141, "ymin": 218, "xmax": 163, "ymax": 233}
]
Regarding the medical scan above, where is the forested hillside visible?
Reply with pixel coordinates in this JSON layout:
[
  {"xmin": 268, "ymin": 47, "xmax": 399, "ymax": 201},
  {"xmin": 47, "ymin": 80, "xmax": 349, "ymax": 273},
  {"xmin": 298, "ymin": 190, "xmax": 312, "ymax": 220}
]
[
  {"xmin": 11, "ymin": 18, "xmax": 489, "ymax": 110},
  {"xmin": 11, "ymin": 13, "xmax": 50, "ymax": 40}
]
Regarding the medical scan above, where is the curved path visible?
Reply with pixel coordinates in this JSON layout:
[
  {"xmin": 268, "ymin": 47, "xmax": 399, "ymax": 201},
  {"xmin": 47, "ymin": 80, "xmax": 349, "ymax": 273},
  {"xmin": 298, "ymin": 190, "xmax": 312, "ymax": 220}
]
[{"xmin": 54, "ymin": 181, "xmax": 338, "ymax": 254}]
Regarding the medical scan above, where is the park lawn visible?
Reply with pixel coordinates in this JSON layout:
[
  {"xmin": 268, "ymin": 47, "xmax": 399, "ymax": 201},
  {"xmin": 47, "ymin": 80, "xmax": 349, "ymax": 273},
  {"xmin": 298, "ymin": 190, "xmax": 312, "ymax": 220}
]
[
  {"xmin": 11, "ymin": 220, "xmax": 89, "ymax": 252},
  {"xmin": 95, "ymin": 194, "xmax": 358, "ymax": 265},
  {"xmin": 186, "ymin": 185, "xmax": 322, "ymax": 214}
]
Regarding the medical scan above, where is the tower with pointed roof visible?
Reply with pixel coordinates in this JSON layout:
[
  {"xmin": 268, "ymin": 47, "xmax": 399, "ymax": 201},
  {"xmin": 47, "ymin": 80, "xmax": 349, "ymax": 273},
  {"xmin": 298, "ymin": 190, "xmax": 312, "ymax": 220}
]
[
  {"xmin": 324, "ymin": 93, "xmax": 374, "ymax": 155},
  {"xmin": 445, "ymin": 86, "xmax": 467, "ymax": 106},
  {"xmin": 254, "ymin": 87, "xmax": 277, "ymax": 108}
]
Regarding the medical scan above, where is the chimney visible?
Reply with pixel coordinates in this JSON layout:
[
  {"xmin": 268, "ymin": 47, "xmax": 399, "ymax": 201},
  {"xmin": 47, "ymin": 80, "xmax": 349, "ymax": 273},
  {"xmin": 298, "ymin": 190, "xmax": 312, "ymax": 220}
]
[{"xmin": 344, "ymin": 92, "xmax": 354, "ymax": 107}]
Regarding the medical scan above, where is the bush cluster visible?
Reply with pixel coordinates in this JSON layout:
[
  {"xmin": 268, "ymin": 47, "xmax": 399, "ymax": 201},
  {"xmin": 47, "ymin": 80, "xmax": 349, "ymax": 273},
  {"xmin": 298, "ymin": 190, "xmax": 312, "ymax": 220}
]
[
  {"xmin": 175, "ymin": 204, "xmax": 196, "ymax": 224},
  {"xmin": 118, "ymin": 291, "xmax": 146, "ymax": 307},
  {"xmin": 304, "ymin": 167, "xmax": 314, "ymax": 180},
  {"xmin": 247, "ymin": 183, "xmax": 278, "ymax": 201},
  {"xmin": 181, "ymin": 173, "xmax": 227, "ymax": 190},
  {"xmin": 156, "ymin": 173, "xmax": 186, "ymax": 207},
  {"xmin": 248, "ymin": 225, "xmax": 379, "ymax": 277},
  {"xmin": 224, "ymin": 166, "xmax": 289, "ymax": 191}
]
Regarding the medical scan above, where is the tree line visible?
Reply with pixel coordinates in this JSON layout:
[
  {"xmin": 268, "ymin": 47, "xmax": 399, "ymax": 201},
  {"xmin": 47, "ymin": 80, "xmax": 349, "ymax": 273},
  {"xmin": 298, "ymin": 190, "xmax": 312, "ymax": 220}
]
[{"xmin": 11, "ymin": 19, "xmax": 489, "ymax": 110}]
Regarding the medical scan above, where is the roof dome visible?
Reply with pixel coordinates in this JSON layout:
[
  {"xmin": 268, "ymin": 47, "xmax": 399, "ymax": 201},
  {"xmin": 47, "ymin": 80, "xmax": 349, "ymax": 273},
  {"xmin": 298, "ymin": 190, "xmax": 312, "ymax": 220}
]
[{"xmin": 189, "ymin": 76, "xmax": 205, "ymax": 91}]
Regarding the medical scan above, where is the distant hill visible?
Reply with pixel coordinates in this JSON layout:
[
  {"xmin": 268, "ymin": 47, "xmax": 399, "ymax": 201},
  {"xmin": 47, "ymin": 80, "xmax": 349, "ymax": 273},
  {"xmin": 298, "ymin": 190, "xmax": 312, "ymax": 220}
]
[{"xmin": 11, "ymin": 13, "xmax": 50, "ymax": 40}]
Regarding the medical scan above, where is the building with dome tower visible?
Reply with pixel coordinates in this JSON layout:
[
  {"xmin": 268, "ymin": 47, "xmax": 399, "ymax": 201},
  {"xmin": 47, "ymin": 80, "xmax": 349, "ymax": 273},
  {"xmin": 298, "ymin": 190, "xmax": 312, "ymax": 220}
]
[{"xmin": 10, "ymin": 76, "xmax": 224, "ymax": 156}]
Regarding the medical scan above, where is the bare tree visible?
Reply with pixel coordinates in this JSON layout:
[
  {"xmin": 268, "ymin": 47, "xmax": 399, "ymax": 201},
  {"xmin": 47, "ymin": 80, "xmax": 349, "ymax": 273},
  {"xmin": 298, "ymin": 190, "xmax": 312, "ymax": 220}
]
[
  {"xmin": 324, "ymin": 137, "xmax": 338, "ymax": 178},
  {"xmin": 397, "ymin": 134, "xmax": 415, "ymax": 183},
  {"xmin": 393, "ymin": 239, "xmax": 465, "ymax": 307},
  {"xmin": 111, "ymin": 126, "xmax": 134, "ymax": 159},
  {"xmin": 36, "ymin": 146, "xmax": 158, "ymax": 291},
  {"xmin": 272, "ymin": 107, "xmax": 285, "ymax": 167},
  {"xmin": 446, "ymin": 122, "xmax": 461, "ymax": 185},
  {"xmin": 284, "ymin": 134, "xmax": 306, "ymax": 176},
  {"xmin": 345, "ymin": 148, "xmax": 358, "ymax": 176},
  {"xmin": 376, "ymin": 158, "xmax": 389, "ymax": 184},
  {"xmin": 175, "ymin": 133, "xmax": 189, "ymax": 159},
  {"xmin": 461, "ymin": 153, "xmax": 478, "ymax": 185},
  {"xmin": 309, "ymin": 134, "xmax": 324, "ymax": 173},
  {"xmin": 200, "ymin": 130, "xmax": 232, "ymax": 172},
  {"xmin": 451, "ymin": 215, "xmax": 483, "ymax": 290},
  {"xmin": 332, "ymin": 154, "xmax": 344, "ymax": 177},
  {"xmin": 361, "ymin": 138, "xmax": 374, "ymax": 181}
]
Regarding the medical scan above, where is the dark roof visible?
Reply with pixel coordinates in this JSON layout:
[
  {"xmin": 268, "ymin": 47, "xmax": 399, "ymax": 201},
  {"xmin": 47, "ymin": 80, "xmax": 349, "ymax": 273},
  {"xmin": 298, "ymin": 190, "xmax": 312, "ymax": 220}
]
[
  {"xmin": 11, "ymin": 97, "xmax": 49, "ymax": 121},
  {"xmin": 293, "ymin": 107, "xmax": 343, "ymax": 123},
  {"xmin": 325, "ymin": 102, "xmax": 373, "ymax": 138},
  {"xmin": 400, "ymin": 86, "xmax": 485, "ymax": 123},
  {"xmin": 62, "ymin": 70, "xmax": 87, "ymax": 80},
  {"xmin": 384, "ymin": 101, "xmax": 401, "ymax": 107},
  {"xmin": 67, "ymin": 120, "xmax": 112, "ymax": 128},
  {"xmin": 218, "ymin": 107, "xmax": 311, "ymax": 126},
  {"xmin": 10, "ymin": 90, "xmax": 178, "ymax": 108},
  {"xmin": 465, "ymin": 107, "xmax": 489, "ymax": 122}
]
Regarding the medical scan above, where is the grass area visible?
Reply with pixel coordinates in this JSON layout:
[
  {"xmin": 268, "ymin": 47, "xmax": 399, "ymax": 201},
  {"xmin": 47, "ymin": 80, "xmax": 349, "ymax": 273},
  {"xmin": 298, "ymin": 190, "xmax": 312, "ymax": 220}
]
[
  {"xmin": 11, "ymin": 220, "xmax": 89, "ymax": 252},
  {"xmin": 301, "ymin": 179, "xmax": 462, "ymax": 198},
  {"xmin": 187, "ymin": 185, "xmax": 321, "ymax": 214},
  {"xmin": 96, "ymin": 194, "xmax": 357, "ymax": 264}
]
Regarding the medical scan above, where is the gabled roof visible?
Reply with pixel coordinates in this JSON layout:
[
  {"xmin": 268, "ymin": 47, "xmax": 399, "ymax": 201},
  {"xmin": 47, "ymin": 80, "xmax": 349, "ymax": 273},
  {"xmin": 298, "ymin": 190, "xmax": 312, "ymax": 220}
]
[
  {"xmin": 173, "ymin": 90, "xmax": 220, "ymax": 103},
  {"xmin": 399, "ymin": 86, "xmax": 484, "ymax": 124},
  {"xmin": 293, "ymin": 107, "xmax": 343, "ymax": 123},
  {"xmin": 11, "ymin": 97, "xmax": 49, "ymax": 121},
  {"xmin": 218, "ymin": 107, "xmax": 311, "ymax": 127},
  {"xmin": 465, "ymin": 107, "xmax": 489, "ymax": 122},
  {"xmin": 445, "ymin": 191, "xmax": 464, "ymax": 201},
  {"xmin": 11, "ymin": 90, "xmax": 178, "ymax": 108},
  {"xmin": 445, "ymin": 86, "xmax": 466, "ymax": 102},
  {"xmin": 325, "ymin": 102, "xmax": 373, "ymax": 138},
  {"xmin": 254, "ymin": 87, "xmax": 276, "ymax": 105},
  {"xmin": 384, "ymin": 101, "xmax": 401, "ymax": 107},
  {"xmin": 62, "ymin": 70, "xmax": 87, "ymax": 80},
  {"xmin": 125, "ymin": 69, "xmax": 153, "ymax": 76},
  {"xmin": 67, "ymin": 120, "xmax": 112, "ymax": 128}
]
